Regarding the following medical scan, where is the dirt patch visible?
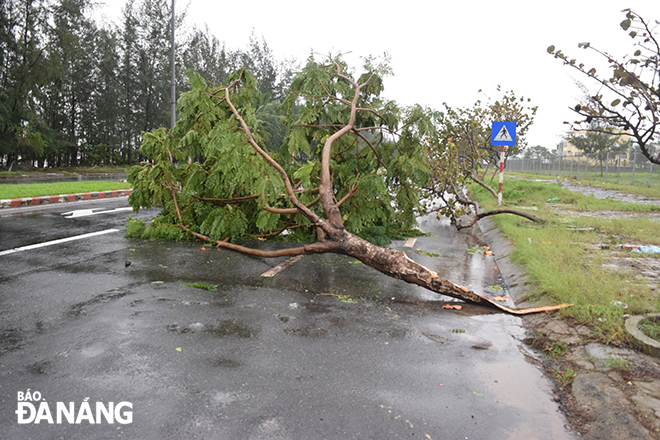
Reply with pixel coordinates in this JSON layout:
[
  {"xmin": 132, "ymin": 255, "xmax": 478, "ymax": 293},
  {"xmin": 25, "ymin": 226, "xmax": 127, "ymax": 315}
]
[
  {"xmin": 523, "ymin": 314, "xmax": 660, "ymax": 439},
  {"xmin": 602, "ymin": 255, "xmax": 660, "ymax": 290}
]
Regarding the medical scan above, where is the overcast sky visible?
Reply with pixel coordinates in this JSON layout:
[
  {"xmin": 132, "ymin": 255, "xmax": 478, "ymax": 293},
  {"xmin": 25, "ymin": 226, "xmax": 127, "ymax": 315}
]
[{"xmin": 95, "ymin": 0, "xmax": 658, "ymax": 149}]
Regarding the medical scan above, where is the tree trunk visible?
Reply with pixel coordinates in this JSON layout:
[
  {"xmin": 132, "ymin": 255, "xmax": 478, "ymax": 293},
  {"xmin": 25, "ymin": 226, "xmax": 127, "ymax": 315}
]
[{"xmin": 328, "ymin": 228, "xmax": 566, "ymax": 314}]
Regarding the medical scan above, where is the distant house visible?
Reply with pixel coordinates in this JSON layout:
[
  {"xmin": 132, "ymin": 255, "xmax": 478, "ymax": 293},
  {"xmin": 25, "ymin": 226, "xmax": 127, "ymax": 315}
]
[{"xmin": 556, "ymin": 128, "xmax": 632, "ymax": 162}]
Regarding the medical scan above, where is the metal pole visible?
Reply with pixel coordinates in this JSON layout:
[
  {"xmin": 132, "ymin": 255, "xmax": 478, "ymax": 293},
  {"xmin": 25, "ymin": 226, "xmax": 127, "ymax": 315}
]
[
  {"xmin": 594, "ymin": 154, "xmax": 598, "ymax": 178},
  {"xmin": 649, "ymin": 147, "xmax": 654, "ymax": 187},
  {"xmin": 557, "ymin": 154, "xmax": 561, "ymax": 178},
  {"xmin": 632, "ymin": 152, "xmax": 637, "ymax": 183},
  {"xmin": 605, "ymin": 152, "xmax": 609, "ymax": 180},
  {"xmin": 170, "ymin": 0, "xmax": 176, "ymax": 129},
  {"xmin": 569, "ymin": 154, "xmax": 574, "ymax": 177},
  {"xmin": 497, "ymin": 145, "xmax": 505, "ymax": 206}
]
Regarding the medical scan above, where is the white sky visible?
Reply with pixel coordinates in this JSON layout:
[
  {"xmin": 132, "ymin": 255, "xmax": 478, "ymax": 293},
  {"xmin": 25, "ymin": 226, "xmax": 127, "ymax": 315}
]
[{"xmin": 94, "ymin": 0, "xmax": 658, "ymax": 149}]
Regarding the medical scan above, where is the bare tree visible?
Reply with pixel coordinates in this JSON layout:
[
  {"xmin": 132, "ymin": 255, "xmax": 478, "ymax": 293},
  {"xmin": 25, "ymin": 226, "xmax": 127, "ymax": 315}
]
[{"xmin": 548, "ymin": 9, "xmax": 660, "ymax": 164}]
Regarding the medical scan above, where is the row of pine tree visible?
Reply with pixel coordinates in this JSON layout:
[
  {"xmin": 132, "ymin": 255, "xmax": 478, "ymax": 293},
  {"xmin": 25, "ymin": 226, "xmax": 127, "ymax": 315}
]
[{"xmin": 0, "ymin": 0, "xmax": 295, "ymax": 169}]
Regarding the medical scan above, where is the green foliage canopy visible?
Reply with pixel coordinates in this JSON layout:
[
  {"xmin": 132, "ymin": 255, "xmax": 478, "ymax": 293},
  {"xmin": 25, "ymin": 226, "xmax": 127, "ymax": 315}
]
[{"xmin": 127, "ymin": 56, "xmax": 432, "ymax": 245}]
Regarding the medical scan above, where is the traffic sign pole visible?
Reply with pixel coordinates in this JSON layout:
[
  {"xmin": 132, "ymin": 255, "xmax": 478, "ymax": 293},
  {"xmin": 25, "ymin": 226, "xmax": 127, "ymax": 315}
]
[
  {"xmin": 498, "ymin": 145, "xmax": 505, "ymax": 206},
  {"xmin": 490, "ymin": 121, "xmax": 517, "ymax": 207}
]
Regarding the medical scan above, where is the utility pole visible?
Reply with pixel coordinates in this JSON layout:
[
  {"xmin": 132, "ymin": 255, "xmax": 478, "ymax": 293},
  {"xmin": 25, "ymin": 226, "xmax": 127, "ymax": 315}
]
[{"xmin": 170, "ymin": 0, "xmax": 176, "ymax": 128}]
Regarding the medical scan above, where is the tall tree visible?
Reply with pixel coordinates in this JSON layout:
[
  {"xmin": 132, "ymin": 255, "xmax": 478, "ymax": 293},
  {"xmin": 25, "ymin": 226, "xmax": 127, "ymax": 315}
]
[
  {"xmin": 126, "ymin": 57, "xmax": 568, "ymax": 314},
  {"xmin": 117, "ymin": 0, "xmax": 139, "ymax": 163},
  {"xmin": 43, "ymin": 0, "xmax": 98, "ymax": 167},
  {"xmin": 182, "ymin": 25, "xmax": 232, "ymax": 87},
  {"xmin": 88, "ymin": 26, "xmax": 122, "ymax": 164},
  {"xmin": 523, "ymin": 145, "xmax": 554, "ymax": 160},
  {"xmin": 133, "ymin": 0, "xmax": 172, "ymax": 134},
  {"xmin": 566, "ymin": 121, "xmax": 628, "ymax": 176},
  {"xmin": 548, "ymin": 9, "xmax": 660, "ymax": 164},
  {"xmin": 0, "ymin": 0, "xmax": 50, "ymax": 168}
]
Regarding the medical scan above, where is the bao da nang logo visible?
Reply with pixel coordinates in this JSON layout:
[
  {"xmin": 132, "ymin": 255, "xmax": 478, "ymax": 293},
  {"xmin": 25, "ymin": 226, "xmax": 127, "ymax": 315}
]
[{"xmin": 16, "ymin": 390, "xmax": 133, "ymax": 424}]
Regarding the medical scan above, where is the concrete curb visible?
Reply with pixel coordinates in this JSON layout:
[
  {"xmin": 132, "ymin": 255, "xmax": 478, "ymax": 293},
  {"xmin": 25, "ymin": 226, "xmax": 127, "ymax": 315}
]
[
  {"xmin": 475, "ymin": 216, "xmax": 557, "ymax": 310},
  {"xmin": 0, "ymin": 189, "xmax": 132, "ymax": 209},
  {"xmin": 625, "ymin": 313, "xmax": 660, "ymax": 358}
]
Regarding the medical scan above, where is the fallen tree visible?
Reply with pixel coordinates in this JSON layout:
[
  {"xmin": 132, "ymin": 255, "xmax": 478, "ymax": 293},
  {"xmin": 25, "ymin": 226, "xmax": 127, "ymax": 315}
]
[{"xmin": 127, "ymin": 56, "xmax": 568, "ymax": 314}]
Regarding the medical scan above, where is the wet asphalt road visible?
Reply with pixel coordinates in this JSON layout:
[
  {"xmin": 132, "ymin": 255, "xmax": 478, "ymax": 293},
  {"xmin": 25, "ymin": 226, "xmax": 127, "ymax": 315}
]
[{"xmin": 0, "ymin": 198, "xmax": 574, "ymax": 439}]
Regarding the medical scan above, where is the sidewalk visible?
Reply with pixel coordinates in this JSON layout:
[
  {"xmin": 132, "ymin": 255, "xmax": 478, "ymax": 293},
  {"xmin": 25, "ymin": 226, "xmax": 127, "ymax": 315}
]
[{"xmin": 0, "ymin": 189, "xmax": 132, "ymax": 209}]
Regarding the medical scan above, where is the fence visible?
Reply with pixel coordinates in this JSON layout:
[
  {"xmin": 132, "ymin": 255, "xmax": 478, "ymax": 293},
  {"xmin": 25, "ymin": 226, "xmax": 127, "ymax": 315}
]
[{"xmin": 506, "ymin": 153, "xmax": 657, "ymax": 187}]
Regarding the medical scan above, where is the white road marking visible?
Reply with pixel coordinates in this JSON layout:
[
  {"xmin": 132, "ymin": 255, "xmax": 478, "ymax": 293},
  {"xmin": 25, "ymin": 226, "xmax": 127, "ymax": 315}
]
[
  {"xmin": 260, "ymin": 255, "xmax": 303, "ymax": 277},
  {"xmin": 61, "ymin": 207, "xmax": 133, "ymax": 218},
  {"xmin": 404, "ymin": 237, "xmax": 417, "ymax": 248},
  {"xmin": 0, "ymin": 229, "xmax": 120, "ymax": 257}
]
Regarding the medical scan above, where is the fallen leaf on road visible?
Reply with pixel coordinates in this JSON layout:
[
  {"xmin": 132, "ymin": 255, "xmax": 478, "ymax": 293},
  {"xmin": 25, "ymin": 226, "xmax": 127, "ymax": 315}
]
[
  {"xmin": 493, "ymin": 266, "xmax": 498, "ymax": 270},
  {"xmin": 442, "ymin": 304, "xmax": 462, "ymax": 310},
  {"xmin": 483, "ymin": 250, "xmax": 493, "ymax": 256},
  {"xmin": 473, "ymin": 391, "xmax": 483, "ymax": 397},
  {"xmin": 175, "ymin": 347, "xmax": 182, "ymax": 352},
  {"xmin": 200, "ymin": 247, "xmax": 206, "ymax": 250},
  {"xmin": 493, "ymin": 296, "xmax": 511, "ymax": 301}
]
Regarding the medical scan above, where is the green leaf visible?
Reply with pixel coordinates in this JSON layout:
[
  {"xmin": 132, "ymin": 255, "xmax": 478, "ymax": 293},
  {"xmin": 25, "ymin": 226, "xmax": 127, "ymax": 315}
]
[
  {"xmin": 620, "ymin": 18, "xmax": 631, "ymax": 30},
  {"xmin": 182, "ymin": 282, "xmax": 218, "ymax": 291},
  {"xmin": 611, "ymin": 99, "xmax": 621, "ymax": 107},
  {"xmin": 546, "ymin": 45, "xmax": 555, "ymax": 54}
]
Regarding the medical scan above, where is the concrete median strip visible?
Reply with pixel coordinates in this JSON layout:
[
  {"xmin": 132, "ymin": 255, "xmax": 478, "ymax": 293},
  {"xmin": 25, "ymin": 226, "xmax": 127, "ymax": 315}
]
[
  {"xmin": 0, "ymin": 189, "xmax": 132, "ymax": 209},
  {"xmin": 260, "ymin": 255, "xmax": 303, "ymax": 277}
]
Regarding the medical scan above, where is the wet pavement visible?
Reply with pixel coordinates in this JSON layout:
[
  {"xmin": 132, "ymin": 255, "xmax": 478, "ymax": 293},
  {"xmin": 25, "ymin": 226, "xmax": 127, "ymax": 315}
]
[{"xmin": 0, "ymin": 199, "xmax": 573, "ymax": 439}]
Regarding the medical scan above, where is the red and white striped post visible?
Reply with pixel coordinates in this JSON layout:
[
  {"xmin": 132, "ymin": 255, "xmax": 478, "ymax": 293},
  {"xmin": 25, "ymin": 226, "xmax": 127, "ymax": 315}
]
[
  {"xmin": 498, "ymin": 144, "xmax": 505, "ymax": 206},
  {"xmin": 491, "ymin": 121, "xmax": 516, "ymax": 207}
]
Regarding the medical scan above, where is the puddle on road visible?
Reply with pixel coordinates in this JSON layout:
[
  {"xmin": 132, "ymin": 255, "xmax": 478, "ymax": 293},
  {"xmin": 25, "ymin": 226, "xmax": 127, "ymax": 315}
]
[
  {"xmin": 165, "ymin": 320, "xmax": 258, "ymax": 338},
  {"xmin": 68, "ymin": 289, "xmax": 129, "ymax": 317}
]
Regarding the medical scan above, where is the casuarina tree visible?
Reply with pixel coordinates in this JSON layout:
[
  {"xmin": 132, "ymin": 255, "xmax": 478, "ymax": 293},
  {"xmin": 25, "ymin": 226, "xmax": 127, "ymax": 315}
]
[{"xmin": 127, "ymin": 55, "xmax": 568, "ymax": 314}]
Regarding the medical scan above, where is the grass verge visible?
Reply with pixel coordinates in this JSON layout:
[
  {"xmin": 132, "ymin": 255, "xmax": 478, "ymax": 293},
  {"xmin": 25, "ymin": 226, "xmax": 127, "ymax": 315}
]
[
  {"xmin": 0, "ymin": 181, "xmax": 131, "ymax": 199},
  {"xmin": 470, "ymin": 178, "xmax": 660, "ymax": 344}
]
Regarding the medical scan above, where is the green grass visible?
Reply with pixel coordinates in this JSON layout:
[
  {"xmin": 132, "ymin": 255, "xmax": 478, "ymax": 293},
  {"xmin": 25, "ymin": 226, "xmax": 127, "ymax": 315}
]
[
  {"xmin": 0, "ymin": 181, "xmax": 131, "ymax": 199},
  {"xmin": 182, "ymin": 282, "xmax": 218, "ymax": 291},
  {"xmin": 470, "ymin": 178, "xmax": 660, "ymax": 344},
  {"xmin": 638, "ymin": 317, "xmax": 660, "ymax": 341}
]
